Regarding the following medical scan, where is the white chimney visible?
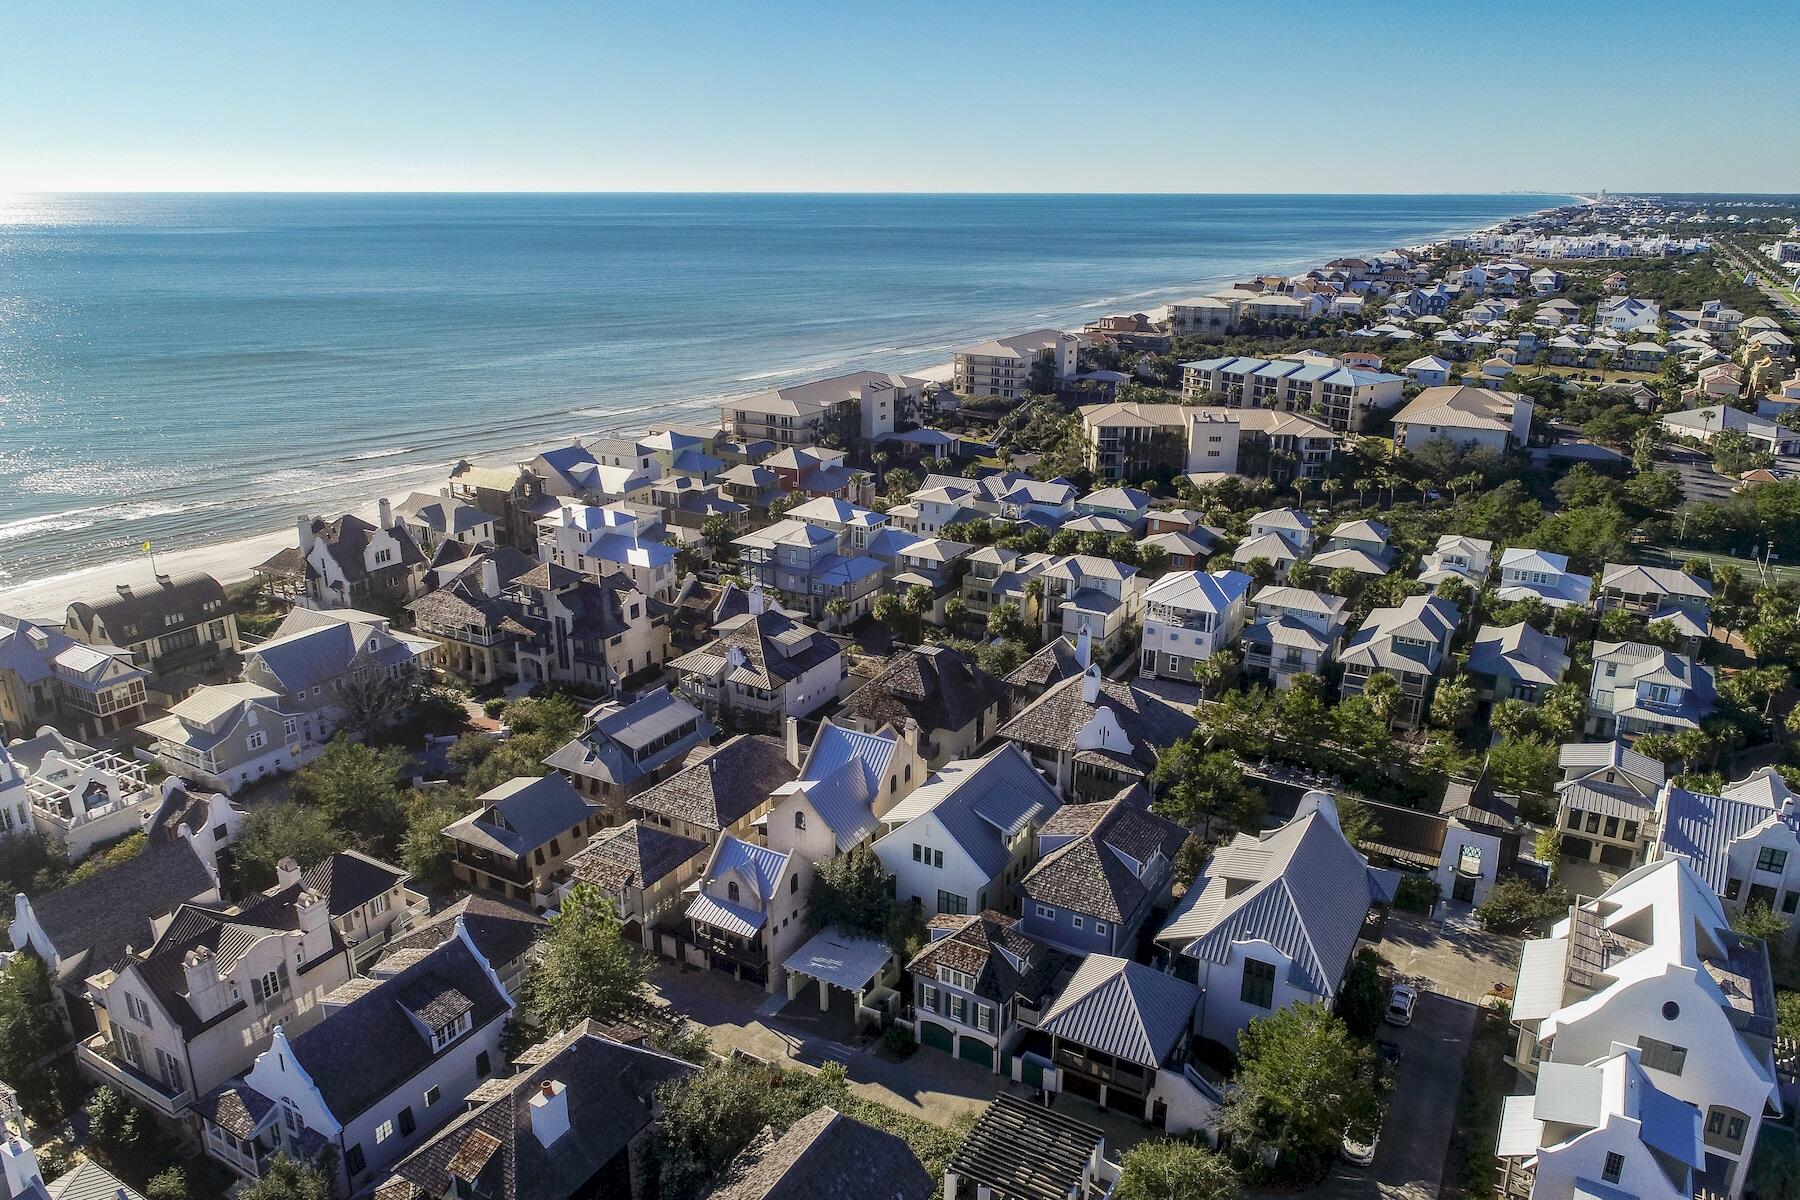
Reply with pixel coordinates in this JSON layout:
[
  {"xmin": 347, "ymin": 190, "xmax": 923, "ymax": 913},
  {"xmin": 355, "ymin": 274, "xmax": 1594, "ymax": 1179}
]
[
  {"xmin": 560, "ymin": 505, "xmax": 575, "ymax": 528},
  {"xmin": 1, "ymin": 1135, "xmax": 43, "ymax": 1200},
  {"xmin": 529, "ymin": 1079, "xmax": 570, "ymax": 1147},
  {"xmin": 748, "ymin": 584, "xmax": 766, "ymax": 616},
  {"xmin": 297, "ymin": 516, "xmax": 316, "ymax": 554},
  {"xmin": 480, "ymin": 557, "xmax": 501, "ymax": 598},
  {"xmin": 378, "ymin": 497, "xmax": 394, "ymax": 530},
  {"xmin": 1074, "ymin": 627, "xmax": 1092, "ymax": 669},
  {"xmin": 785, "ymin": 716, "xmax": 803, "ymax": 768},
  {"xmin": 1080, "ymin": 664, "xmax": 1102, "ymax": 705},
  {"xmin": 275, "ymin": 857, "xmax": 303, "ymax": 890}
]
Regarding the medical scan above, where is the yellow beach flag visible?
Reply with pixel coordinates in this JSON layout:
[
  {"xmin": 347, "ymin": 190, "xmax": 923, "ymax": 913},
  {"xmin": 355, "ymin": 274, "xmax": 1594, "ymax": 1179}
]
[{"xmin": 141, "ymin": 541, "xmax": 153, "ymax": 553}]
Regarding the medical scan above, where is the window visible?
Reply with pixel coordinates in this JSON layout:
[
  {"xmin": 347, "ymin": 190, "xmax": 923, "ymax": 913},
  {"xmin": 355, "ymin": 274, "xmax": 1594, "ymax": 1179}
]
[
  {"xmin": 919, "ymin": 984, "xmax": 939, "ymax": 1012},
  {"xmin": 912, "ymin": 843, "xmax": 923, "ymax": 862},
  {"xmin": 948, "ymin": 994, "xmax": 967, "ymax": 1023},
  {"xmin": 123, "ymin": 992, "xmax": 152, "ymax": 1024},
  {"xmin": 790, "ymin": 874, "xmax": 799, "ymax": 895},
  {"xmin": 1034, "ymin": 903, "xmax": 1055, "ymax": 920},
  {"xmin": 1637, "ymin": 1037, "xmax": 1687, "ymax": 1075},
  {"xmin": 1241, "ymin": 959, "xmax": 1277, "ymax": 1009},
  {"xmin": 1095, "ymin": 921, "xmax": 1110, "ymax": 937},
  {"xmin": 1072, "ymin": 915, "xmax": 1085, "ymax": 930},
  {"xmin": 794, "ymin": 810, "xmax": 806, "ymax": 830},
  {"xmin": 1757, "ymin": 847, "xmax": 1789, "ymax": 874},
  {"xmin": 728, "ymin": 882, "xmax": 740, "ymax": 902},
  {"xmin": 976, "ymin": 1005, "xmax": 994, "ymax": 1032},
  {"xmin": 1601, "ymin": 1152, "xmax": 1624, "ymax": 1184},
  {"xmin": 1785, "ymin": 892, "xmax": 1799, "ymax": 915},
  {"xmin": 933, "ymin": 849, "xmax": 943, "ymax": 868},
  {"xmin": 375, "ymin": 1120, "xmax": 395, "ymax": 1144},
  {"xmin": 1726, "ymin": 878, "xmax": 1743, "ymax": 900},
  {"xmin": 246, "ymin": 731, "xmax": 266, "ymax": 751},
  {"xmin": 346, "ymin": 1144, "xmax": 367, "ymax": 1177},
  {"xmin": 937, "ymin": 890, "xmax": 968, "ymax": 916},
  {"xmin": 476, "ymin": 1050, "xmax": 491, "ymax": 1077},
  {"xmin": 939, "ymin": 967, "xmax": 975, "ymax": 991},
  {"xmin": 423, "ymin": 1085, "xmax": 440, "ymax": 1107},
  {"xmin": 282, "ymin": 717, "xmax": 298, "ymax": 739},
  {"xmin": 398, "ymin": 1106, "xmax": 416, "ymax": 1136}
]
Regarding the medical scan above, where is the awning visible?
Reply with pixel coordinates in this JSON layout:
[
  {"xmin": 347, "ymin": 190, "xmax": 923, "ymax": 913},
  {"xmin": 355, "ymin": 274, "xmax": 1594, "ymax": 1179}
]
[
  {"xmin": 1495, "ymin": 1094, "xmax": 1546, "ymax": 1158},
  {"xmin": 1512, "ymin": 936, "xmax": 1571, "ymax": 1022},
  {"xmin": 687, "ymin": 892, "xmax": 767, "ymax": 938},
  {"xmin": 783, "ymin": 929, "xmax": 893, "ymax": 994}
]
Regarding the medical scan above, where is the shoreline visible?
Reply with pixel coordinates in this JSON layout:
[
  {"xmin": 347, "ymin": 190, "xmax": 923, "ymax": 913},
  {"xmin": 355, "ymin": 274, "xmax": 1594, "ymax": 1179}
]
[{"xmin": 0, "ymin": 201, "xmax": 1566, "ymax": 620}]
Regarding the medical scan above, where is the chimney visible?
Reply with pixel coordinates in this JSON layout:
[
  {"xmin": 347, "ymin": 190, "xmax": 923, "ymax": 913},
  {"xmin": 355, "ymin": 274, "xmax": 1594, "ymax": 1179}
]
[
  {"xmin": 275, "ymin": 857, "xmax": 303, "ymax": 890},
  {"xmin": 155, "ymin": 573, "xmax": 172, "ymax": 588},
  {"xmin": 1080, "ymin": 664, "xmax": 1102, "ymax": 706},
  {"xmin": 115, "ymin": 583, "xmax": 133, "ymax": 599},
  {"xmin": 480, "ymin": 556, "xmax": 501, "ymax": 598},
  {"xmin": 785, "ymin": 716, "xmax": 803, "ymax": 768},
  {"xmin": 747, "ymin": 585, "xmax": 766, "ymax": 616},
  {"xmin": 440, "ymin": 486, "xmax": 453, "ymax": 500},
  {"xmin": 560, "ymin": 505, "xmax": 575, "ymax": 528},
  {"xmin": 1074, "ymin": 627, "xmax": 1092, "ymax": 669},
  {"xmin": 183, "ymin": 946, "xmax": 217, "ymax": 1006},
  {"xmin": 378, "ymin": 496, "xmax": 394, "ymax": 530},
  {"xmin": 1, "ymin": 1135, "xmax": 43, "ymax": 1200},
  {"xmin": 529, "ymin": 1079, "xmax": 571, "ymax": 1147},
  {"xmin": 298, "ymin": 516, "xmax": 316, "ymax": 554}
]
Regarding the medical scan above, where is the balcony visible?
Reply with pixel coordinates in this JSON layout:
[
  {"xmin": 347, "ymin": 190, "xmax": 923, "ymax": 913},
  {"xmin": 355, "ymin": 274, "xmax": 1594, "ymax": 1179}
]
[{"xmin": 77, "ymin": 1036, "xmax": 191, "ymax": 1118}]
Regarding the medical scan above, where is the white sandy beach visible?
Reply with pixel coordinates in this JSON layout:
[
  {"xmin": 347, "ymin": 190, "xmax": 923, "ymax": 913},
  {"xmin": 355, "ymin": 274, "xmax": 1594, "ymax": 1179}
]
[{"xmin": 0, "ymin": 357, "xmax": 963, "ymax": 621}]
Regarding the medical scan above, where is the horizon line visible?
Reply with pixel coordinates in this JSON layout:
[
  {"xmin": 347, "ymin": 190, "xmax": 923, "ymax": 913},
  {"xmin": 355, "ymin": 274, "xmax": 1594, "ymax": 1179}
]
[{"xmin": 1, "ymin": 187, "xmax": 1597, "ymax": 199}]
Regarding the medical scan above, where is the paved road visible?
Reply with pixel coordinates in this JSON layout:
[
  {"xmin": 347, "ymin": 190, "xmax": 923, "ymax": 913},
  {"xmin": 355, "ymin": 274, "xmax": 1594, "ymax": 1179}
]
[
  {"xmin": 1312, "ymin": 992, "xmax": 1479, "ymax": 1200},
  {"xmin": 1665, "ymin": 446, "xmax": 1738, "ymax": 506}
]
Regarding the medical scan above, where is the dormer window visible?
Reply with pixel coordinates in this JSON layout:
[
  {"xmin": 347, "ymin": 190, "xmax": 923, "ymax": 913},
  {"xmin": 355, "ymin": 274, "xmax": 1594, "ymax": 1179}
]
[
  {"xmin": 727, "ymin": 881, "xmax": 741, "ymax": 903},
  {"xmin": 432, "ymin": 1011, "xmax": 473, "ymax": 1050},
  {"xmin": 794, "ymin": 810, "xmax": 806, "ymax": 831}
]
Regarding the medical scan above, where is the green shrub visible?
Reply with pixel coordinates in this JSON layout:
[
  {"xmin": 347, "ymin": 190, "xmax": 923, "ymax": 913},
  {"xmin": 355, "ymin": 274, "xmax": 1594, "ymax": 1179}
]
[
  {"xmin": 482, "ymin": 697, "xmax": 506, "ymax": 719},
  {"xmin": 1395, "ymin": 874, "xmax": 1441, "ymax": 914},
  {"xmin": 881, "ymin": 1024, "xmax": 916, "ymax": 1058},
  {"xmin": 1476, "ymin": 879, "xmax": 1566, "ymax": 935}
]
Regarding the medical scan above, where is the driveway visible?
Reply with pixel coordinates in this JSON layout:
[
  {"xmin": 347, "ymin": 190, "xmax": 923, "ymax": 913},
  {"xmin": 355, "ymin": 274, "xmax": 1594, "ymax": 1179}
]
[
  {"xmin": 648, "ymin": 963, "xmax": 1159, "ymax": 1152},
  {"xmin": 1375, "ymin": 907, "xmax": 1520, "ymax": 1005},
  {"xmin": 1312, "ymin": 992, "xmax": 1478, "ymax": 1200}
]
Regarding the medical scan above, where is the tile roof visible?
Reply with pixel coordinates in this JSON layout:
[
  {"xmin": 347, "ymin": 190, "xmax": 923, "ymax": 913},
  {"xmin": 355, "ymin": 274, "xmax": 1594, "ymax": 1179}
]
[
  {"xmin": 998, "ymin": 672, "xmax": 1196, "ymax": 772},
  {"xmin": 838, "ymin": 645, "xmax": 1005, "ymax": 738},
  {"xmin": 378, "ymin": 1019, "xmax": 697, "ymax": 1200},
  {"xmin": 1023, "ymin": 797, "xmax": 1186, "ymax": 924},
  {"xmin": 22, "ymin": 838, "xmax": 217, "ymax": 983},
  {"xmin": 377, "ymin": 894, "xmax": 546, "ymax": 973},
  {"xmin": 709, "ymin": 1105, "xmax": 933, "ymax": 1200},
  {"xmin": 302, "ymin": 850, "xmax": 409, "ymax": 919},
  {"xmin": 907, "ymin": 911, "xmax": 1067, "ymax": 1008},
  {"xmin": 570, "ymin": 820, "xmax": 706, "ymax": 893},
  {"xmin": 628, "ymin": 734, "xmax": 796, "ymax": 833},
  {"xmin": 670, "ymin": 610, "xmax": 842, "ymax": 690},
  {"xmin": 66, "ymin": 572, "xmax": 228, "ymax": 645}
]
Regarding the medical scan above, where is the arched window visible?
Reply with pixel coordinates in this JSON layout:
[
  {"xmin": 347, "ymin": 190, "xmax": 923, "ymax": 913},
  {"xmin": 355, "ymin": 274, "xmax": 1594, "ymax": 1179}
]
[
  {"xmin": 795, "ymin": 810, "xmax": 806, "ymax": 830},
  {"xmin": 727, "ymin": 881, "xmax": 740, "ymax": 903},
  {"xmin": 790, "ymin": 874, "xmax": 799, "ymax": 894}
]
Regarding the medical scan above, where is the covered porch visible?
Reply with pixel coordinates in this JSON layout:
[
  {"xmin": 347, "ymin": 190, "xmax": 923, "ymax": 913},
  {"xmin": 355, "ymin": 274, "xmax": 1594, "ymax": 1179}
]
[{"xmin": 781, "ymin": 928, "xmax": 900, "ymax": 1040}]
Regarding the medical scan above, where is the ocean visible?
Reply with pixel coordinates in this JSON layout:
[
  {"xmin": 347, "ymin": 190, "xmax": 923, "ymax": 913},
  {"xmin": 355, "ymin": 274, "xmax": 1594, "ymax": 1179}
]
[{"xmin": 0, "ymin": 192, "xmax": 1559, "ymax": 591}]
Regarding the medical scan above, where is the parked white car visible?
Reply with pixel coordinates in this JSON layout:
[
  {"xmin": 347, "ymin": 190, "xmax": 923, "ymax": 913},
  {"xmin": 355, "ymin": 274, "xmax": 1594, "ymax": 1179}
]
[{"xmin": 1384, "ymin": 982, "xmax": 1418, "ymax": 1027}]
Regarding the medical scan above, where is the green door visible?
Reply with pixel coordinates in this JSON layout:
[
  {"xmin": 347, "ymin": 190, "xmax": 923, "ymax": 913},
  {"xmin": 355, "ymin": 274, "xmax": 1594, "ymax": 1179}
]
[
  {"xmin": 959, "ymin": 1037, "xmax": 995, "ymax": 1071},
  {"xmin": 920, "ymin": 1021, "xmax": 955, "ymax": 1053},
  {"xmin": 1020, "ymin": 1054, "xmax": 1046, "ymax": 1089}
]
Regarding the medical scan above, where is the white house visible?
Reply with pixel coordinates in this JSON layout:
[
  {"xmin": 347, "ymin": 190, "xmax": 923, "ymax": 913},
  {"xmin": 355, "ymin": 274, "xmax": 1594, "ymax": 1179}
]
[
  {"xmin": 1138, "ymin": 570, "xmax": 1252, "ymax": 683},
  {"xmin": 1156, "ymin": 792, "xmax": 1397, "ymax": 1048},
  {"xmin": 1587, "ymin": 641, "xmax": 1715, "ymax": 740},
  {"xmin": 1498, "ymin": 548, "xmax": 1594, "ymax": 609},
  {"xmin": 1660, "ymin": 406, "xmax": 1800, "ymax": 458},
  {"xmin": 683, "ymin": 834, "xmax": 813, "ymax": 992},
  {"xmin": 1506, "ymin": 858, "xmax": 1779, "ymax": 1198},
  {"xmin": 1405, "ymin": 355, "xmax": 1454, "ymax": 388},
  {"xmin": 873, "ymin": 744, "xmax": 1060, "ymax": 919},
  {"xmin": 1418, "ymin": 534, "xmax": 1495, "ymax": 588},
  {"xmin": 1241, "ymin": 585, "xmax": 1349, "ymax": 690},
  {"xmin": 1652, "ymin": 770, "xmax": 1800, "ymax": 953}
]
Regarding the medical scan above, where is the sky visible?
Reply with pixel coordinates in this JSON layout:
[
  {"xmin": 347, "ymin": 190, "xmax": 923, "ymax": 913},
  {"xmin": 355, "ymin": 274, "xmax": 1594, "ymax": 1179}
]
[{"xmin": 2, "ymin": 0, "xmax": 1798, "ymax": 195}]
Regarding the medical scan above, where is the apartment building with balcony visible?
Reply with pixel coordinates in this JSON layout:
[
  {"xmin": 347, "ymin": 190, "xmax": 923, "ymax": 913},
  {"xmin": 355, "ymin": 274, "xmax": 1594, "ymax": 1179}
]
[
  {"xmin": 722, "ymin": 370, "xmax": 931, "ymax": 448},
  {"xmin": 953, "ymin": 330, "xmax": 1079, "ymax": 399},
  {"xmin": 1178, "ymin": 353, "xmax": 1403, "ymax": 432},
  {"xmin": 1080, "ymin": 401, "xmax": 1337, "ymax": 484}
]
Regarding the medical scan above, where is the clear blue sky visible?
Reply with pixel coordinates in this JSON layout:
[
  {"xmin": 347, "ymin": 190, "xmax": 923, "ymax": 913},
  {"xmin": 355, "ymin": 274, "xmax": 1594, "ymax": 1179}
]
[{"xmin": 3, "ymin": 0, "xmax": 1796, "ymax": 194}]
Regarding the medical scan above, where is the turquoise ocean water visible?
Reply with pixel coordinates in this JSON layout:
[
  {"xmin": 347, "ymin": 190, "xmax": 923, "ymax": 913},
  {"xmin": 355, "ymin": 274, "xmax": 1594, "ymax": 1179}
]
[{"xmin": 0, "ymin": 192, "xmax": 1559, "ymax": 587}]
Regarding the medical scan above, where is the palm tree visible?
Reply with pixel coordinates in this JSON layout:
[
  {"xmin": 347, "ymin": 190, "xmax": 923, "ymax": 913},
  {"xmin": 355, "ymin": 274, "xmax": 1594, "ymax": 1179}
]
[
  {"xmin": 1323, "ymin": 479, "xmax": 1343, "ymax": 510},
  {"xmin": 1191, "ymin": 648, "xmax": 1238, "ymax": 700},
  {"xmin": 1361, "ymin": 672, "xmax": 1402, "ymax": 728}
]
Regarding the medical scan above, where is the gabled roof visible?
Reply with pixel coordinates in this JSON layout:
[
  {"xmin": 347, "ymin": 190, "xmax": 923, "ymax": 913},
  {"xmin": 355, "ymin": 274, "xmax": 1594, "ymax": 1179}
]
[
  {"xmin": 569, "ymin": 820, "xmax": 707, "ymax": 893},
  {"xmin": 22, "ymin": 838, "xmax": 216, "ymax": 983},
  {"xmin": 287, "ymin": 932, "xmax": 511, "ymax": 1122},
  {"xmin": 377, "ymin": 1019, "xmax": 696, "ymax": 1200},
  {"xmin": 442, "ymin": 775, "xmax": 600, "ymax": 858},
  {"xmin": 780, "ymin": 723, "xmax": 898, "ymax": 851},
  {"xmin": 907, "ymin": 910, "xmax": 1066, "ymax": 1008},
  {"xmin": 948, "ymin": 1094, "xmax": 1104, "ymax": 1200},
  {"xmin": 997, "ymin": 672, "xmax": 1196, "ymax": 773},
  {"xmin": 377, "ymin": 894, "xmax": 545, "ymax": 973},
  {"xmin": 67, "ymin": 572, "xmax": 228, "ymax": 644},
  {"xmin": 1022, "ymin": 796, "xmax": 1186, "ymax": 924},
  {"xmin": 1658, "ymin": 784, "xmax": 1800, "ymax": 894},
  {"xmin": 1466, "ymin": 621, "xmax": 1571, "ymax": 687},
  {"xmin": 628, "ymin": 734, "xmax": 796, "ymax": 833},
  {"xmin": 670, "ymin": 609, "xmax": 841, "ymax": 691},
  {"xmin": 1158, "ymin": 798, "xmax": 1396, "ymax": 995},
  {"xmin": 709, "ymin": 1105, "xmax": 933, "ymax": 1200},
  {"xmin": 881, "ymin": 745, "xmax": 1060, "ymax": 879},
  {"xmin": 1039, "ymin": 954, "xmax": 1199, "ymax": 1068},
  {"xmin": 839, "ymin": 645, "xmax": 1005, "ymax": 737},
  {"xmin": 303, "ymin": 850, "xmax": 410, "ymax": 919}
]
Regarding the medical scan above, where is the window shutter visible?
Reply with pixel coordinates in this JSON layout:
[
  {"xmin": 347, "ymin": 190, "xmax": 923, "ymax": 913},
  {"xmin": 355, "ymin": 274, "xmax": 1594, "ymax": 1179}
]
[{"xmin": 250, "ymin": 976, "xmax": 263, "ymax": 1003}]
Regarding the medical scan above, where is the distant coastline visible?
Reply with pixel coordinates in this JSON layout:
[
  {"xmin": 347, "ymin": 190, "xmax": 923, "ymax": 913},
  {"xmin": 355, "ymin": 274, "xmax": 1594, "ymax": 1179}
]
[{"xmin": 0, "ymin": 192, "xmax": 1567, "ymax": 616}]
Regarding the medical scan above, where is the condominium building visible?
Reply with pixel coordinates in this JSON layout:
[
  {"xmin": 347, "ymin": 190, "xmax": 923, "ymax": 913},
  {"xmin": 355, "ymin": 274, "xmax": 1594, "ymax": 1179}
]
[{"xmin": 953, "ymin": 330, "xmax": 1079, "ymax": 399}]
